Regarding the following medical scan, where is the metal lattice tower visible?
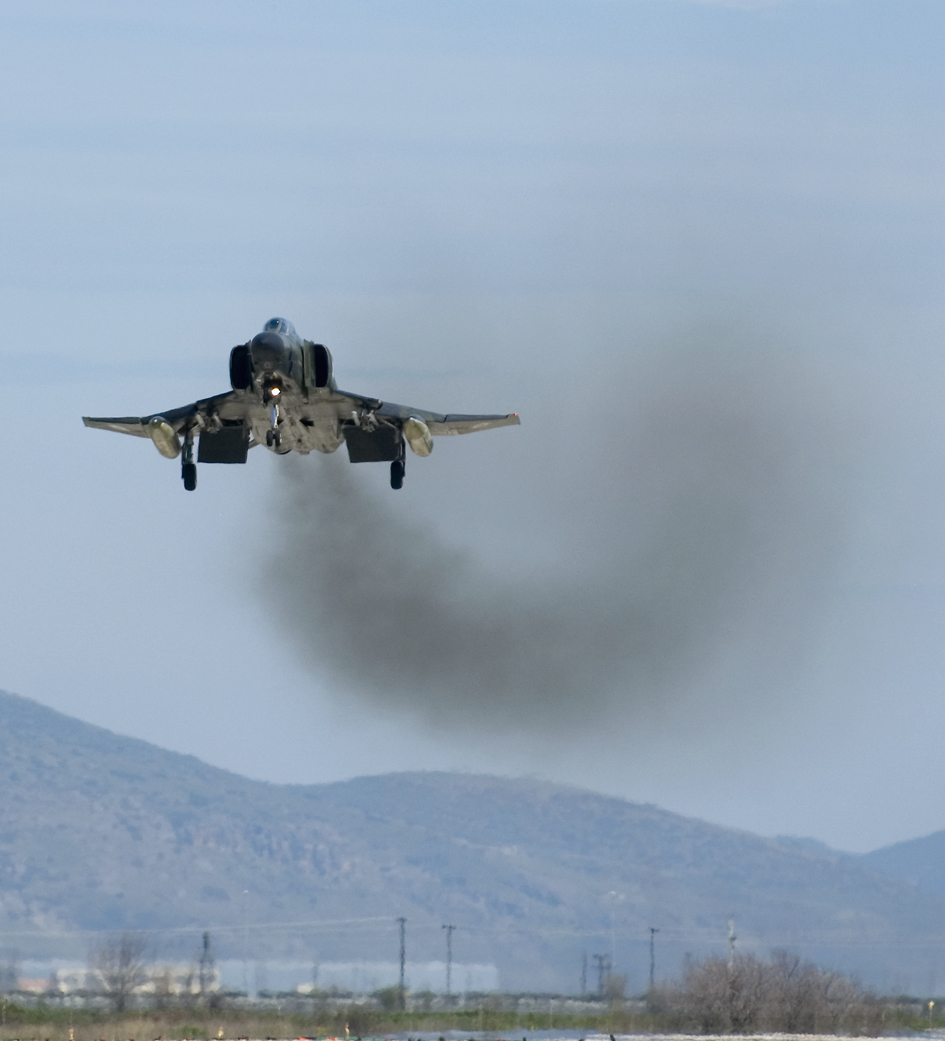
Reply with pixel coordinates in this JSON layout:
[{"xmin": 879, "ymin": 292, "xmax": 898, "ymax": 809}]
[
  {"xmin": 442, "ymin": 924, "xmax": 455, "ymax": 997},
  {"xmin": 649, "ymin": 927, "xmax": 659, "ymax": 990},
  {"xmin": 397, "ymin": 917, "xmax": 407, "ymax": 1009}
]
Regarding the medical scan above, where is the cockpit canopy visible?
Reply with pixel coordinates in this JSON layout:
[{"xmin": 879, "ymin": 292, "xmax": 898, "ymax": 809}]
[{"xmin": 262, "ymin": 317, "xmax": 296, "ymax": 337}]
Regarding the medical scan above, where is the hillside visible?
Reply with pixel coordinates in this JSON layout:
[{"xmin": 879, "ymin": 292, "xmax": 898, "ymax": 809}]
[
  {"xmin": 0, "ymin": 690, "xmax": 944, "ymax": 993},
  {"xmin": 862, "ymin": 830, "xmax": 945, "ymax": 900}
]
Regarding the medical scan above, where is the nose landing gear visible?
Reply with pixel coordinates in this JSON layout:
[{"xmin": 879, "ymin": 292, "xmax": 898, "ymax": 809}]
[{"xmin": 266, "ymin": 403, "xmax": 282, "ymax": 448}]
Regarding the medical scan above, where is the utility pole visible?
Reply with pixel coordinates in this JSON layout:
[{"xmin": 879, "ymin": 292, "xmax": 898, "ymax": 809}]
[
  {"xmin": 442, "ymin": 924, "xmax": 455, "ymax": 998},
  {"xmin": 727, "ymin": 916, "xmax": 737, "ymax": 969},
  {"xmin": 592, "ymin": 953, "xmax": 611, "ymax": 995},
  {"xmin": 397, "ymin": 917, "xmax": 407, "ymax": 1010},
  {"xmin": 648, "ymin": 928, "xmax": 659, "ymax": 990},
  {"xmin": 604, "ymin": 891, "xmax": 624, "ymax": 974},
  {"xmin": 580, "ymin": 951, "xmax": 587, "ymax": 996},
  {"xmin": 198, "ymin": 931, "xmax": 215, "ymax": 999},
  {"xmin": 241, "ymin": 889, "xmax": 250, "ymax": 997}
]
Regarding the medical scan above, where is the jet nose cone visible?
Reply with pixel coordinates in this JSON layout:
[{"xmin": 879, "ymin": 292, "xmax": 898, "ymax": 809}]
[
  {"xmin": 250, "ymin": 331, "xmax": 288, "ymax": 373},
  {"xmin": 251, "ymin": 331, "xmax": 285, "ymax": 352}
]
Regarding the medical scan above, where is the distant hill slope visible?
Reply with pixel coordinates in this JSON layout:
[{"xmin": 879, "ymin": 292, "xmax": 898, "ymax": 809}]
[
  {"xmin": 862, "ymin": 831, "xmax": 945, "ymax": 900},
  {"xmin": 1, "ymin": 689, "xmax": 944, "ymax": 993}
]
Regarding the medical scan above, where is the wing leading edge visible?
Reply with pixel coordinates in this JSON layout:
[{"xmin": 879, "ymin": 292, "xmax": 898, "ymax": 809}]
[
  {"xmin": 367, "ymin": 397, "xmax": 520, "ymax": 435},
  {"xmin": 428, "ymin": 413, "xmax": 520, "ymax": 435},
  {"xmin": 81, "ymin": 416, "xmax": 151, "ymax": 437},
  {"xmin": 82, "ymin": 390, "xmax": 239, "ymax": 438}
]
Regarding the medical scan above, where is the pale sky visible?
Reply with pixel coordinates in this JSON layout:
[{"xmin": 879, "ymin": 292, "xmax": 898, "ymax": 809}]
[{"xmin": 1, "ymin": 0, "xmax": 945, "ymax": 853}]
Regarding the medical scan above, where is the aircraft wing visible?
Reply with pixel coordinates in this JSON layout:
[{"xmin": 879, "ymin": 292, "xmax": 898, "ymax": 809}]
[
  {"xmin": 337, "ymin": 391, "xmax": 520, "ymax": 435},
  {"xmin": 81, "ymin": 416, "xmax": 152, "ymax": 438},
  {"xmin": 424, "ymin": 413, "xmax": 521, "ymax": 436},
  {"xmin": 83, "ymin": 391, "xmax": 241, "ymax": 437}
]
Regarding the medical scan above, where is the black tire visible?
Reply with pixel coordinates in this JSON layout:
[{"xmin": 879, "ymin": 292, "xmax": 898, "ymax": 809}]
[
  {"xmin": 390, "ymin": 459, "xmax": 405, "ymax": 489},
  {"xmin": 182, "ymin": 462, "xmax": 197, "ymax": 491},
  {"xmin": 266, "ymin": 429, "xmax": 275, "ymax": 447}
]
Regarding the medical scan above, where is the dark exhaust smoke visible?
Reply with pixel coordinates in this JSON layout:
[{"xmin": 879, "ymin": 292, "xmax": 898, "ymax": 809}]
[{"xmin": 265, "ymin": 330, "xmax": 849, "ymax": 737}]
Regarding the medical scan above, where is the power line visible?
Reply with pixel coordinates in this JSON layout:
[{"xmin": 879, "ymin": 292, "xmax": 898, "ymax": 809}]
[{"xmin": 7, "ymin": 915, "xmax": 945, "ymax": 952}]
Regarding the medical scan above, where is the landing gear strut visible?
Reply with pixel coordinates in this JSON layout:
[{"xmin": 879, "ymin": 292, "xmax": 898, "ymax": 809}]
[
  {"xmin": 181, "ymin": 434, "xmax": 197, "ymax": 491},
  {"xmin": 390, "ymin": 443, "xmax": 405, "ymax": 490},
  {"xmin": 266, "ymin": 403, "xmax": 281, "ymax": 448}
]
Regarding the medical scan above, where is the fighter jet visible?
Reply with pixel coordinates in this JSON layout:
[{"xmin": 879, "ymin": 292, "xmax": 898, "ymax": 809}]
[{"xmin": 83, "ymin": 318, "xmax": 520, "ymax": 490}]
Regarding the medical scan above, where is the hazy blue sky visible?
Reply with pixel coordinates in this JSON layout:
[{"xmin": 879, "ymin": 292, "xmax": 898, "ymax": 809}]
[{"xmin": 2, "ymin": 0, "xmax": 945, "ymax": 852}]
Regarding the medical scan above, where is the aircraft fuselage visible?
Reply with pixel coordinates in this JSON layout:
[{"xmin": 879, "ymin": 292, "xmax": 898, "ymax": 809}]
[{"xmin": 228, "ymin": 319, "xmax": 356, "ymax": 454}]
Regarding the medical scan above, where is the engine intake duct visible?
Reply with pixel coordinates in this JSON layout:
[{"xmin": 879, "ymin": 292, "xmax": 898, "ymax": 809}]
[{"xmin": 229, "ymin": 344, "xmax": 253, "ymax": 390}]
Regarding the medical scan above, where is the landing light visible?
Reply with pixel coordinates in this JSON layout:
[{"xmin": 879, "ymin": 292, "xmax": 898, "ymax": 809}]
[{"xmin": 270, "ymin": 386, "xmax": 281, "ymax": 397}]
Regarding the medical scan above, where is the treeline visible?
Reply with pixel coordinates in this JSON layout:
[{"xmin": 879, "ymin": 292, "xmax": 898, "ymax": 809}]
[
  {"xmin": 0, "ymin": 933, "xmax": 920, "ymax": 1037},
  {"xmin": 649, "ymin": 950, "xmax": 887, "ymax": 1035}
]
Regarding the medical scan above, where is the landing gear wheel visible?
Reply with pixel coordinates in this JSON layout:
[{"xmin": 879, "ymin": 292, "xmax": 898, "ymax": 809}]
[
  {"xmin": 390, "ymin": 459, "xmax": 405, "ymax": 490},
  {"xmin": 266, "ymin": 429, "xmax": 281, "ymax": 448},
  {"xmin": 181, "ymin": 433, "xmax": 197, "ymax": 491}
]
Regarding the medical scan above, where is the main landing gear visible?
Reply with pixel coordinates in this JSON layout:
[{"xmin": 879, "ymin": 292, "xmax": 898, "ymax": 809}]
[
  {"xmin": 390, "ymin": 443, "xmax": 405, "ymax": 490},
  {"xmin": 181, "ymin": 434, "xmax": 197, "ymax": 491}
]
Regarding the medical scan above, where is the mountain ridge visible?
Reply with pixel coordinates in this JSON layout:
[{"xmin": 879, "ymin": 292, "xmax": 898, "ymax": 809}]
[
  {"xmin": 1, "ymin": 689, "xmax": 945, "ymax": 993},
  {"xmin": 861, "ymin": 830, "xmax": 945, "ymax": 900}
]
